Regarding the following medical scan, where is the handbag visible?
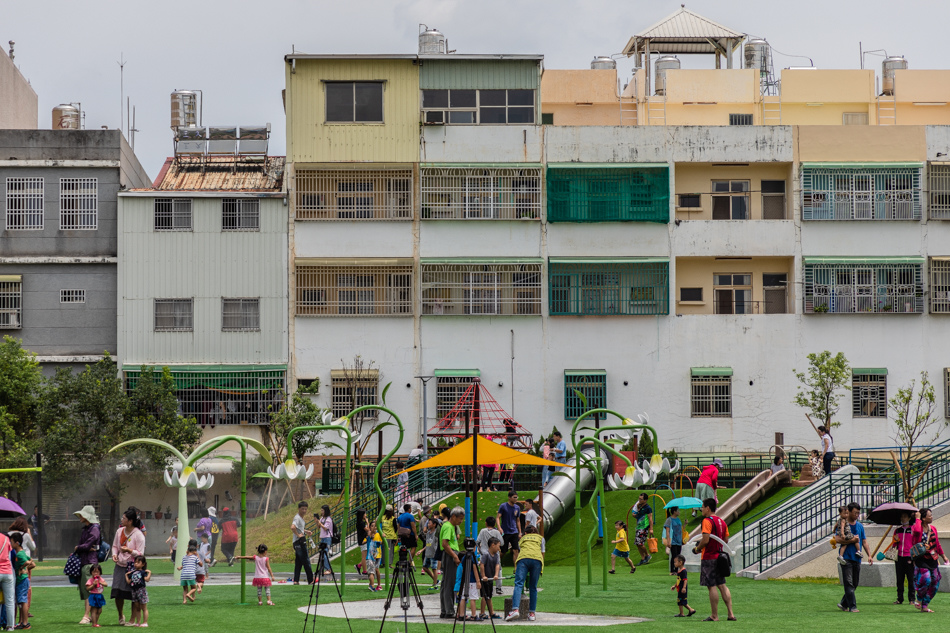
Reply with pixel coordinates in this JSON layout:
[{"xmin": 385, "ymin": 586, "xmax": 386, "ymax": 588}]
[
  {"xmin": 647, "ymin": 537, "xmax": 659, "ymax": 554},
  {"xmin": 64, "ymin": 552, "xmax": 83, "ymax": 578},
  {"xmin": 883, "ymin": 546, "xmax": 898, "ymax": 562},
  {"xmin": 911, "ymin": 542, "xmax": 929, "ymax": 559},
  {"xmin": 97, "ymin": 536, "xmax": 111, "ymax": 563}
]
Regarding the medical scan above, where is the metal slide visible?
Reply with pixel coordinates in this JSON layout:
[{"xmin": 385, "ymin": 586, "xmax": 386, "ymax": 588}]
[
  {"xmin": 538, "ymin": 445, "xmax": 606, "ymax": 527},
  {"xmin": 715, "ymin": 468, "xmax": 792, "ymax": 526}
]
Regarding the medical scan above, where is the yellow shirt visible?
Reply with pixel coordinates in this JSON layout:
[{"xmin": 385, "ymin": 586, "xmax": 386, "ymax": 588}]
[
  {"xmin": 519, "ymin": 533, "xmax": 545, "ymax": 570},
  {"xmin": 371, "ymin": 533, "xmax": 383, "ymax": 559},
  {"xmin": 381, "ymin": 517, "xmax": 397, "ymax": 540},
  {"xmin": 615, "ymin": 528, "xmax": 630, "ymax": 552}
]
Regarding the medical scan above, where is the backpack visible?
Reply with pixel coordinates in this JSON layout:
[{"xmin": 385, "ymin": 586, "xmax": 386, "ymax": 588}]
[
  {"xmin": 97, "ymin": 528, "xmax": 111, "ymax": 563},
  {"xmin": 331, "ymin": 520, "xmax": 342, "ymax": 545}
]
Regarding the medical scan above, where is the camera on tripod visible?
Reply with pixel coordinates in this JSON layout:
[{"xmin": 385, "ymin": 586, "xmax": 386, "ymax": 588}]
[
  {"xmin": 318, "ymin": 540, "xmax": 329, "ymax": 552},
  {"xmin": 463, "ymin": 537, "xmax": 476, "ymax": 553},
  {"xmin": 398, "ymin": 545, "xmax": 410, "ymax": 562}
]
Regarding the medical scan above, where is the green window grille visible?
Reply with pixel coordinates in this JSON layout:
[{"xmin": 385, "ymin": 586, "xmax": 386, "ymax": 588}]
[
  {"xmin": 564, "ymin": 370, "xmax": 606, "ymax": 420},
  {"xmin": 546, "ymin": 164, "xmax": 669, "ymax": 223},
  {"xmin": 803, "ymin": 259, "xmax": 924, "ymax": 314},
  {"xmin": 548, "ymin": 259, "xmax": 669, "ymax": 316},
  {"xmin": 124, "ymin": 365, "xmax": 286, "ymax": 426},
  {"xmin": 800, "ymin": 163, "xmax": 922, "ymax": 220}
]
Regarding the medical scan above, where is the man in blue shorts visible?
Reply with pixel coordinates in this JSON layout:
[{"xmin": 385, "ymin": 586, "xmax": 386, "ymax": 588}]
[{"xmin": 496, "ymin": 491, "xmax": 522, "ymax": 564}]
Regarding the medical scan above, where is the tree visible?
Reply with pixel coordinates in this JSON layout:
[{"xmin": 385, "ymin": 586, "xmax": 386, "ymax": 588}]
[
  {"xmin": 255, "ymin": 390, "xmax": 324, "ymax": 509},
  {"xmin": 0, "ymin": 336, "xmax": 42, "ymax": 492},
  {"xmin": 890, "ymin": 371, "xmax": 949, "ymax": 502},
  {"xmin": 793, "ymin": 351, "xmax": 851, "ymax": 430}
]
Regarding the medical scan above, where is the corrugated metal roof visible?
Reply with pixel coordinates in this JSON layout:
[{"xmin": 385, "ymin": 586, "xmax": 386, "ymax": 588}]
[
  {"xmin": 623, "ymin": 8, "xmax": 745, "ymax": 56},
  {"xmin": 148, "ymin": 156, "xmax": 285, "ymax": 192}
]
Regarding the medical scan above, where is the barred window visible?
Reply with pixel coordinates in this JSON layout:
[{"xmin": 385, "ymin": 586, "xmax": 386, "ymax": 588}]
[
  {"xmin": 804, "ymin": 260, "xmax": 923, "ymax": 314},
  {"xmin": 222, "ymin": 198, "xmax": 259, "ymax": 231},
  {"xmin": 60, "ymin": 289, "xmax": 85, "ymax": 303},
  {"xmin": 564, "ymin": 371, "xmax": 606, "ymax": 420},
  {"xmin": 930, "ymin": 164, "xmax": 950, "ymax": 220},
  {"xmin": 436, "ymin": 373, "xmax": 478, "ymax": 419},
  {"xmin": 944, "ymin": 369, "xmax": 950, "ymax": 418},
  {"xmin": 0, "ymin": 279, "xmax": 22, "ymax": 329},
  {"xmin": 5, "ymin": 177, "xmax": 44, "ymax": 230},
  {"xmin": 222, "ymin": 298, "xmax": 260, "ymax": 331},
  {"xmin": 729, "ymin": 113, "xmax": 753, "ymax": 126},
  {"xmin": 421, "ymin": 261, "xmax": 542, "ymax": 316},
  {"xmin": 295, "ymin": 169, "xmax": 412, "ymax": 220},
  {"xmin": 155, "ymin": 199, "xmax": 193, "ymax": 231},
  {"xmin": 154, "ymin": 298, "xmax": 194, "ymax": 331},
  {"xmin": 853, "ymin": 372, "xmax": 887, "ymax": 418},
  {"xmin": 801, "ymin": 165, "xmax": 921, "ymax": 220},
  {"xmin": 296, "ymin": 263, "xmax": 413, "ymax": 316},
  {"xmin": 331, "ymin": 369, "xmax": 379, "ymax": 419},
  {"xmin": 547, "ymin": 166, "xmax": 669, "ymax": 223},
  {"xmin": 691, "ymin": 369, "xmax": 732, "ymax": 418},
  {"xmin": 60, "ymin": 178, "xmax": 97, "ymax": 229},
  {"xmin": 549, "ymin": 260, "xmax": 669, "ymax": 316},
  {"xmin": 420, "ymin": 167, "xmax": 541, "ymax": 220},
  {"xmin": 931, "ymin": 259, "xmax": 950, "ymax": 314}
]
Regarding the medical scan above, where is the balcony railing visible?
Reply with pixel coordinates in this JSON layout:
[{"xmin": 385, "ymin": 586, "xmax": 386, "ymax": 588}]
[{"xmin": 712, "ymin": 298, "xmax": 787, "ymax": 314}]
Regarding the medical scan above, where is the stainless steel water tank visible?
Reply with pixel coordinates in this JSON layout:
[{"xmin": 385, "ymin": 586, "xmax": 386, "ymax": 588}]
[
  {"xmin": 171, "ymin": 90, "xmax": 198, "ymax": 129},
  {"xmin": 882, "ymin": 56, "xmax": 908, "ymax": 96},
  {"xmin": 744, "ymin": 39, "xmax": 770, "ymax": 75},
  {"xmin": 591, "ymin": 56, "xmax": 616, "ymax": 70},
  {"xmin": 419, "ymin": 28, "xmax": 446, "ymax": 55},
  {"xmin": 52, "ymin": 104, "xmax": 80, "ymax": 130},
  {"xmin": 654, "ymin": 55, "xmax": 680, "ymax": 96}
]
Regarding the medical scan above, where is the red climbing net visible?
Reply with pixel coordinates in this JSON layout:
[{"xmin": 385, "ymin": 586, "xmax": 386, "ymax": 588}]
[{"xmin": 426, "ymin": 378, "xmax": 534, "ymax": 450}]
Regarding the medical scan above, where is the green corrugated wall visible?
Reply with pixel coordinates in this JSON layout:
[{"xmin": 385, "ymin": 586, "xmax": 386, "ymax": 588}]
[{"xmin": 419, "ymin": 59, "xmax": 540, "ymax": 90}]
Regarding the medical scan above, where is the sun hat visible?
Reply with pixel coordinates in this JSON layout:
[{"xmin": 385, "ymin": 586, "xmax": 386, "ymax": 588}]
[
  {"xmin": 74, "ymin": 505, "xmax": 100, "ymax": 524},
  {"xmin": 207, "ymin": 506, "xmax": 217, "ymax": 518},
  {"xmin": 438, "ymin": 503, "xmax": 448, "ymax": 512},
  {"xmin": 711, "ymin": 458, "xmax": 724, "ymax": 468}
]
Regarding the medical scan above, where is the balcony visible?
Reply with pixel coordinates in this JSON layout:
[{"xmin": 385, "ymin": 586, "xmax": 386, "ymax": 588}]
[{"xmin": 802, "ymin": 257, "xmax": 924, "ymax": 314}]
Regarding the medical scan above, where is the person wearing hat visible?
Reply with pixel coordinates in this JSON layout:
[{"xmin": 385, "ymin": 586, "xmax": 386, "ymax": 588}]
[
  {"xmin": 73, "ymin": 505, "xmax": 102, "ymax": 625},
  {"xmin": 207, "ymin": 506, "xmax": 220, "ymax": 567},
  {"xmin": 694, "ymin": 459, "xmax": 723, "ymax": 517}
]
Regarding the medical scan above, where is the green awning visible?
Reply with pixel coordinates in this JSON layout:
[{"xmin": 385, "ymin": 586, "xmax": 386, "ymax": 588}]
[
  {"xmin": 565, "ymin": 369, "xmax": 607, "ymax": 376},
  {"xmin": 803, "ymin": 257, "xmax": 925, "ymax": 265},
  {"xmin": 420, "ymin": 163, "xmax": 542, "ymax": 170},
  {"xmin": 801, "ymin": 162, "xmax": 923, "ymax": 170},
  {"xmin": 549, "ymin": 257, "xmax": 669, "ymax": 265},
  {"xmin": 0, "ymin": 275, "xmax": 22, "ymax": 283},
  {"xmin": 433, "ymin": 369, "xmax": 481, "ymax": 378},
  {"xmin": 853, "ymin": 368, "xmax": 888, "ymax": 376},
  {"xmin": 124, "ymin": 364, "xmax": 287, "ymax": 373},
  {"xmin": 421, "ymin": 258, "xmax": 543, "ymax": 265},
  {"xmin": 124, "ymin": 364, "xmax": 286, "ymax": 391},
  {"xmin": 547, "ymin": 162, "xmax": 668, "ymax": 169},
  {"xmin": 691, "ymin": 367, "xmax": 733, "ymax": 377}
]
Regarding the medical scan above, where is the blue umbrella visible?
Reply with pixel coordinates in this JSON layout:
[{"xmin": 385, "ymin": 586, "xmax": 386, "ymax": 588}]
[{"xmin": 664, "ymin": 496, "xmax": 703, "ymax": 510}]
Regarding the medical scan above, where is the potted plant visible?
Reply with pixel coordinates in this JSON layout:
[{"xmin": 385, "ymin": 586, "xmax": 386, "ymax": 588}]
[
  {"xmin": 165, "ymin": 505, "xmax": 172, "ymax": 518},
  {"xmin": 297, "ymin": 379, "xmax": 320, "ymax": 403},
  {"xmin": 154, "ymin": 506, "xmax": 163, "ymax": 519},
  {"xmin": 813, "ymin": 304, "xmax": 829, "ymax": 313}
]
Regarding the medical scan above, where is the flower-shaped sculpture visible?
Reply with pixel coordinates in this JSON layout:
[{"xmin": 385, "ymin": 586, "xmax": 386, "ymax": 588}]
[
  {"xmin": 164, "ymin": 466, "xmax": 215, "ymax": 490},
  {"xmin": 266, "ymin": 459, "xmax": 314, "ymax": 481},
  {"xmin": 643, "ymin": 454, "xmax": 681, "ymax": 476},
  {"xmin": 607, "ymin": 464, "xmax": 653, "ymax": 490}
]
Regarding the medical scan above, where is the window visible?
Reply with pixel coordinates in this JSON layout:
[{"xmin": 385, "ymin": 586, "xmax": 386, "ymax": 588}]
[
  {"xmin": 420, "ymin": 167, "xmax": 542, "ymax": 220},
  {"xmin": 712, "ymin": 181, "xmax": 750, "ymax": 220},
  {"xmin": 691, "ymin": 369, "xmax": 732, "ymax": 417},
  {"xmin": 80, "ymin": 500, "xmax": 101, "ymax": 514},
  {"xmin": 0, "ymin": 278, "xmax": 22, "ymax": 329},
  {"xmin": 842, "ymin": 112, "xmax": 869, "ymax": 125},
  {"xmin": 944, "ymin": 369, "xmax": 950, "ymax": 418},
  {"xmin": 564, "ymin": 371, "xmax": 606, "ymax": 420},
  {"xmin": 295, "ymin": 263, "xmax": 413, "ymax": 316},
  {"xmin": 853, "ymin": 371, "xmax": 887, "ymax": 417},
  {"xmin": 60, "ymin": 289, "xmax": 85, "ymax": 303},
  {"xmin": 549, "ymin": 260, "xmax": 669, "ymax": 316},
  {"xmin": 679, "ymin": 287, "xmax": 703, "ymax": 302},
  {"xmin": 60, "ymin": 178, "xmax": 97, "ymax": 229},
  {"xmin": 222, "ymin": 198, "xmax": 259, "ymax": 231},
  {"xmin": 154, "ymin": 299, "xmax": 194, "ymax": 331},
  {"xmin": 330, "ymin": 369, "xmax": 379, "ymax": 419},
  {"xmin": 5, "ymin": 177, "xmax": 43, "ymax": 230},
  {"xmin": 222, "ymin": 298, "xmax": 260, "ymax": 331},
  {"xmin": 801, "ymin": 165, "xmax": 921, "ymax": 220},
  {"xmin": 930, "ymin": 164, "xmax": 950, "ymax": 220},
  {"xmin": 326, "ymin": 82, "xmax": 384, "ymax": 123},
  {"xmin": 729, "ymin": 113, "xmax": 753, "ymax": 126},
  {"xmin": 804, "ymin": 259, "xmax": 923, "ymax": 314},
  {"xmin": 421, "ymin": 261, "xmax": 542, "ymax": 316},
  {"xmin": 547, "ymin": 165, "xmax": 669, "ymax": 223},
  {"xmin": 713, "ymin": 274, "xmax": 752, "ymax": 314},
  {"xmin": 761, "ymin": 180, "xmax": 786, "ymax": 220},
  {"xmin": 435, "ymin": 371, "xmax": 479, "ymax": 420},
  {"xmin": 125, "ymin": 366, "xmax": 285, "ymax": 426},
  {"xmin": 931, "ymin": 259, "xmax": 950, "ymax": 313},
  {"xmin": 762, "ymin": 273, "xmax": 788, "ymax": 314},
  {"xmin": 541, "ymin": 113, "xmax": 554, "ymax": 125},
  {"xmin": 154, "ymin": 199, "xmax": 193, "ymax": 231},
  {"xmin": 421, "ymin": 89, "xmax": 534, "ymax": 125},
  {"xmin": 295, "ymin": 169, "xmax": 412, "ymax": 220},
  {"xmin": 677, "ymin": 194, "xmax": 701, "ymax": 208}
]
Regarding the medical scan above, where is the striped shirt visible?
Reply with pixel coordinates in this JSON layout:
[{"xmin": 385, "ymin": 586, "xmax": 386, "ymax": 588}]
[{"xmin": 180, "ymin": 553, "xmax": 199, "ymax": 580}]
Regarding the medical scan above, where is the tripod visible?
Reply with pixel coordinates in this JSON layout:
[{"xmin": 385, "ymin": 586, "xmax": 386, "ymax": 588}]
[
  {"xmin": 379, "ymin": 545, "xmax": 429, "ymax": 633},
  {"xmin": 451, "ymin": 548, "xmax": 498, "ymax": 633},
  {"xmin": 302, "ymin": 542, "xmax": 353, "ymax": 633}
]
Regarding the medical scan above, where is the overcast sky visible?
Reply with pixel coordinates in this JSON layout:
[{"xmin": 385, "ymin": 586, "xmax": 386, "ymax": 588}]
[{"xmin": 4, "ymin": 0, "xmax": 949, "ymax": 178}]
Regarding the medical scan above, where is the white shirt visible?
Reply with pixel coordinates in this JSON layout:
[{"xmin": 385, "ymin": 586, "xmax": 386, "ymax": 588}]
[
  {"xmin": 524, "ymin": 509, "xmax": 540, "ymax": 529},
  {"xmin": 292, "ymin": 514, "xmax": 306, "ymax": 540},
  {"xmin": 408, "ymin": 448, "xmax": 424, "ymax": 458},
  {"xmin": 821, "ymin": 434, "xmax": 835, "ymax": 454}
]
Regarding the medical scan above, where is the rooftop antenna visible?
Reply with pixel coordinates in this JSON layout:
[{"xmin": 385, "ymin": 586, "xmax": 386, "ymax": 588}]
[
  {"xmin": 7, "ymin": 41, "xmax": 13, "ymax": 62},
  {"xmin": 117, "ymin": 53, "xmax": 126, "ymax": 132}
]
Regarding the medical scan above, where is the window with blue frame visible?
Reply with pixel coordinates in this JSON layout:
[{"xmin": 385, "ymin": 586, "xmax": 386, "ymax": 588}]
[
  {"xmin": 546, "ymin": 164, "xmax": 669, "ymax": 223},
  {"xmin": 549, "ymin": 259, "xmax": 669, "ymax": 316}
]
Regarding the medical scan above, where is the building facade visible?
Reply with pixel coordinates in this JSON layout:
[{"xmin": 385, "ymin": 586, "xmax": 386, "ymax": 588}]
[{"xmin": 0, "ymin": 45, "xmax": 37, "ymax": 129}]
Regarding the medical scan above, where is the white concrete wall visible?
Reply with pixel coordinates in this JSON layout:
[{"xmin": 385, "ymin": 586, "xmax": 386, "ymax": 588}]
[{"xmin": 0, "ymin": 49, "xmax": 37, "ymax": 129}]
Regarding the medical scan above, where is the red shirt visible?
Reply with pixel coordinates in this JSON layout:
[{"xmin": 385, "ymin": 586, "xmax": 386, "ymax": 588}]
[
  {"xmin": 700, "ymin": 515, "xmax": 729, "ymax": 561},
  {"xmin": 697, "ymin": 465, "xmax": 719, "ymax": 489}
]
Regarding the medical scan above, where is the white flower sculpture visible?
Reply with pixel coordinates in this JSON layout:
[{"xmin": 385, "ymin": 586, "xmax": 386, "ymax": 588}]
[
  {"xmin": 267, "ymin": 459, "xmax": 314, "ymax": 481},
  {"xmin": 164, "ymin": 466, "xmax": 215, "ymax": 490},
  {"xmin": 644, "ymin": 454, "xmax": 681, "ymax": 477},
  {"xmin": 607, "ymin": 464, "xmax": 655, "ymax": 490},
  {"xmin": 328, "ymin": 415, "xmax": 361, "ymax": 443}
]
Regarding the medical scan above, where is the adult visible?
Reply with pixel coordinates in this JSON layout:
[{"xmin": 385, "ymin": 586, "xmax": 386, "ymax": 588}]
[
  {"xmin": 692, "ymin": 498, "xmax": 735, "ymax": 621},
  {"xmin": 395, "ymin": 463, "xmax": 410, "ymax": 509},
  {"xmin": 696, "ymin": 459, "xmax": 722, "ymax": 510},
  {"xmin": 219, "ymin": 507, "xmax": 240, "ymax": 566},
  {"xmin": 505, "ymin": 524, "xmax": 545, "ymax": 622},
  {"xmin": 818, "ymin": 426, "xmax": 835, "ymax": 477},
  {"xmin": 0, "ymin": 528, "xmax": 12, "ymax": 630},
  {"xmin": 28, "ymin": 507, "xmax": 48, "ymax": 557},
  {"xmin": 838, "ymin": 502, "xmax": 870, "ymax": 613},
  {"xmin": 291, "ymin": 501, "xmax": 314, "ymax": 585},
  {"xmin": 74, "ymin": 505, "xmax": 101, "ymax": 625},
  {"xmin": 111, "ymin": 508, "xmax": 146, "ymax": 626},
  {"xmin": 631, "ymin": 493, "xmax": 654, "ymax": 565},
  {"xmin": 552, "ymin": 432, "xmax": 567, "ymax": 470},
  {"xmin": 8, "ymin": 517, "xmax": 35, "ymax": 617},
  {"xmin": 912, "ymin": 507, "xmax": 948, "ymax": 613},
  {"xmin": 317, "ymin": 505, "xmax": 334, "ymax": 575},
  {"xmin": 408, "ymin": 444, "xmax": 425, "ymax": 460},
  {"xmin": 893, "ymin": 511, "xmax": 917, "ymax": 605},
  {"xmin": 194, "ymin": 508, "xmax": 213, "ymax": 547},
  {"xmin": 439, "ymin": 507, "xmax": 464, "ymax": 619},
  {"xmin": 207, "ymin": 506, "xmax": 220, "ymax": 566},
  {"xmin": 396, "ymin": 503, "xmax": 418, "ymax": 559},
  {"xmin": 497, "ymin": 491, "xmax": 523, "ymax": 564}
]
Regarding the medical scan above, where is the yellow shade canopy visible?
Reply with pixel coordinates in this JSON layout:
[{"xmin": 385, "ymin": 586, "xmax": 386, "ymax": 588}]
[{"xmin": 391, "ymin": 434, "xmax": 568, "ymax": 476}]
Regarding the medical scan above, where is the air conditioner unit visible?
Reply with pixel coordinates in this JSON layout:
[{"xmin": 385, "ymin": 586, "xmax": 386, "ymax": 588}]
[{"xmin": 422, "ymin": 111, "xmax": 445, "ymax": 126}]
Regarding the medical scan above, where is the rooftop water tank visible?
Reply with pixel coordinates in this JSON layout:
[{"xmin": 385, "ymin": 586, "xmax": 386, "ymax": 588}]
[
  {"xmin": 591, "ymin": 56, "xmax": 616, "ymax": 70},
  {"xmin": 654, "ymin": 55, "xmax": 680, "ymax": 96},
  {"xmin": 419, "ymin": 28, "xmax": 446, "ymax": 55},
  {"xmin": 52, "ymin": 104, "xmax": 80, "ymax": 130},
  {"xmin": 171, "ymin": 90, "xmax": 199, "ymax": 130},
  {"xmin": 882, "ymin": 56, "xmax": 908, "ymax": 96},
  {"xmin": 744, "ymin": 39, "xmax": 770, "ymax": 75}
]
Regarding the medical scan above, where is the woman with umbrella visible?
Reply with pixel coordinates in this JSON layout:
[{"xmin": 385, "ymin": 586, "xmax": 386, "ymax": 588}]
[{"xmin": 912, "ymin": 507, "xmax": 948, "ymax": 612}]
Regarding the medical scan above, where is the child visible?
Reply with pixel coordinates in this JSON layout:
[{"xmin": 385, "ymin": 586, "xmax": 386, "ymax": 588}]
[
  {"xmin": 196, "ymin": 533, "xmax": 211, "ymax": 592},
  {"xmin": 663, "ymin": 508, "xmax": 684, "ymax": 574},
  {"xmin": 125, "ymin": 555, "xmax": 152, "ymax": 627},
  {"xmin": 671, "ymin": 555, "xmax": 696, "ymax": 617},
  {"xmin": 609, "ymin": 520, "xmax": 636, "ymax": 574},
  {"xmin": 365, "ymin": 522, "xmax": 382, "ymax": 591},
  {"xmin": 478, "ymin": 537, "xmax": 502, "ymax": 620},
  {"xmin": 475, "ymin": 516, "xmax": 503, "ymax": 596},
  {"xmin": 455, "ymin": 539, "xmax": 481, "ymax": 621},
  {"xmin": 167, "ymin": 525, "xmax": 178, "ymax": 563},
  {"xmin": 177, "ymin": 544, "xmax": 202, "ymax": 603},
  {"xmin": 832, "ymin": 506, "xmax": 857, "ymax": 565},
  {"xmin": 524, "ymin": 499, "xmax": 540, "ymax": 531},
  {"xmin": 809, "ymin": 450, "xmax": 824, "ymax": 479},
  {"xmin": 10, "ymin": 532, "xmax": 33, "ymax": 630},
  {"xmin": 235, "ymin": 544, "xmax": 275, "ymax": 605},
  {"xmin": 85, "ymin": 563, "xmax": 108, "ymax": 627},
  {"xmin": 422, "ymin": 517, "xmax": 441, "ymax": 589}
]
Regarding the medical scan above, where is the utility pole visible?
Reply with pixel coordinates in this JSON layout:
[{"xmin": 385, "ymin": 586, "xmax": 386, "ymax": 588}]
[{"xmin": 117, "ymin": 53, "xmax": 126, "ymax": 132}]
